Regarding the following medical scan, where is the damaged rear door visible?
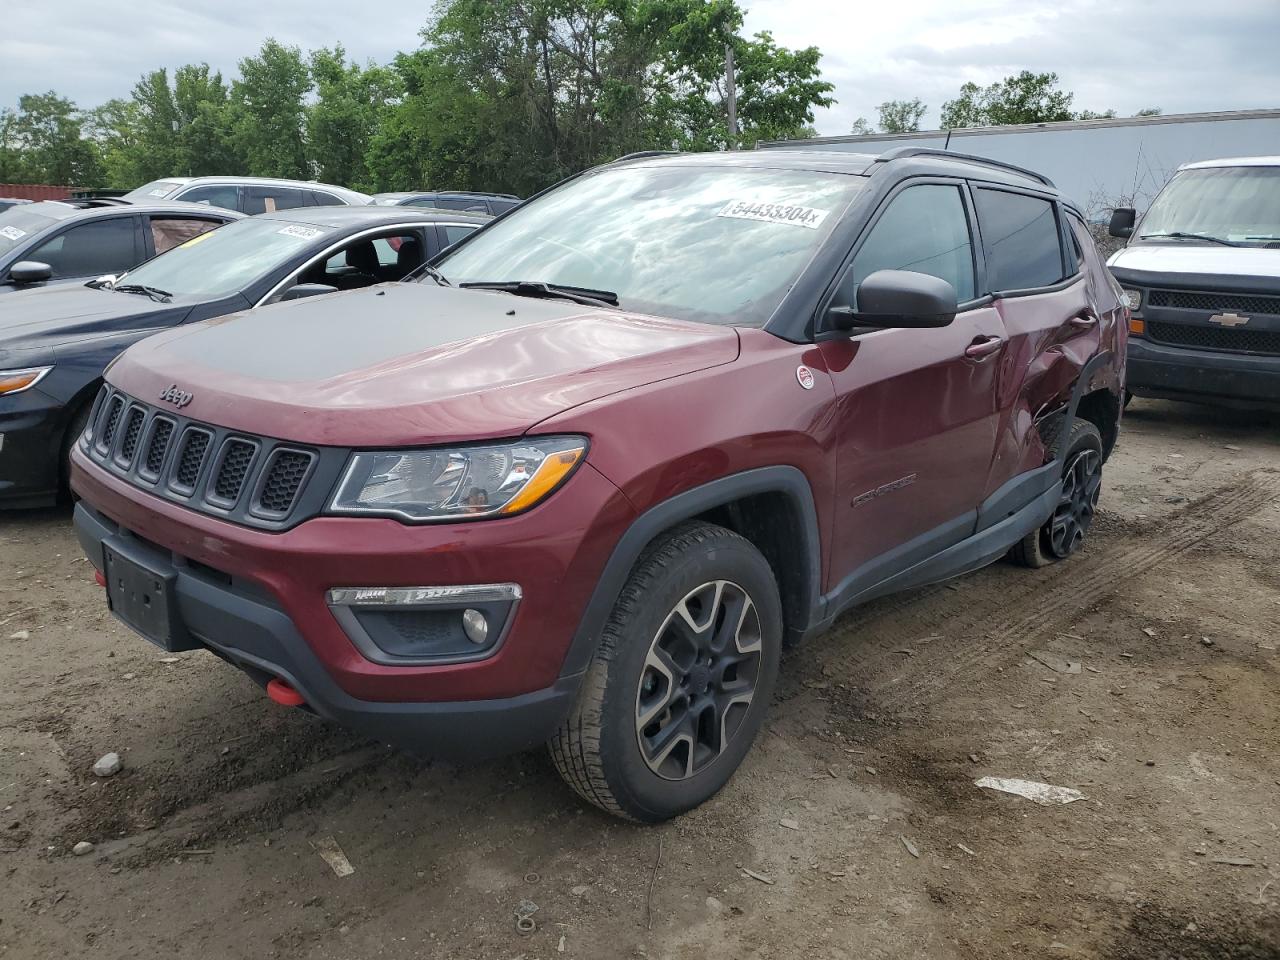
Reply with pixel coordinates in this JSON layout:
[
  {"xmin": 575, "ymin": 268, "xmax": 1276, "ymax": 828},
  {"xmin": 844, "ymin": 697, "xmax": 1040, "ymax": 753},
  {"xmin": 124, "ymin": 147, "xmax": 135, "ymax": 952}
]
[{"xmin": 972, "ymin": 185, "xmax": 1100, "ymax": 498}]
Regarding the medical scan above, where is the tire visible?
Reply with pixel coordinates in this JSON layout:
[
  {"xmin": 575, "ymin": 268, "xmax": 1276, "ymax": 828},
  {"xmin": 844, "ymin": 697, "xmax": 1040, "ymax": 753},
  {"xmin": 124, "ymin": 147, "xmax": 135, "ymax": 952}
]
[
  {"xmin": 548, "ymin": 521, "xmax": 783, "ymax": 822},
  {"xmin": 59, "ymin": 400, "xmax": 93, "ymax": 502},
  {"xmin": 1009, "ymin": 417, "xmax": 1104, "ymax": 568},
  {"xmin": 1123, "ymin": 389, "xmax": 1133, "ymax": 409}
]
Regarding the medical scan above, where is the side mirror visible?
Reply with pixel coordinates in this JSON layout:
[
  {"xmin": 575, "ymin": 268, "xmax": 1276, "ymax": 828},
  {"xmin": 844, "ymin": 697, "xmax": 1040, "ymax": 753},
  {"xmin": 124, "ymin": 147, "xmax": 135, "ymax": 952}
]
[
  {"xmin": 282, "ymin": 282, "xmax": 338, "ymax": 301},
  {"xmin": 9, "ymin": 261, "xmax": 53, "ymax": 284},
  {"xmin": 829, "ymin": 269, "xmax": 958, "ymax": 331},
  {"xmin": 1108, "ymin": 207, "xmax": 1136, "ymax": 239}
]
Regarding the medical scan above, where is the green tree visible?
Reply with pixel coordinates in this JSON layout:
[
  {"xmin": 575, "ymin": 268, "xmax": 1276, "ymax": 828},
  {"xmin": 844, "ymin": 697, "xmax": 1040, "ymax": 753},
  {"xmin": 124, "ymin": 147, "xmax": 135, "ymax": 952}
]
[
  {"xmin": 849, "ymin": 117, "xmax": 873, "ymax": 136},
  {"xmin": 229, "ymin": 39, "xmax": 311, "ymax": 179},
  {"xmin": 1134, "ymin": 107, "xmax": 1162, "ymax": 117},
  {"xmin": 8, "ymin": 93, "xmax": 103, "ymax": 185},
  {"xmin": 940, "ymin": 71, "xmax": 1075, "ymax": 129},
  {"xmin": 877, "ymin": 97, "xmax": 926, "ymax": 133},
  {"xmin": 1076, "ymin": 109, "xmax": 1117, "ymax": 120},
  {"xmin": 0, "ymin": 108, "xmax": 29, "ymax": 182},
  {"xmin": 308, "ymin": 47, "xmax": 402, "ymax": 191}
]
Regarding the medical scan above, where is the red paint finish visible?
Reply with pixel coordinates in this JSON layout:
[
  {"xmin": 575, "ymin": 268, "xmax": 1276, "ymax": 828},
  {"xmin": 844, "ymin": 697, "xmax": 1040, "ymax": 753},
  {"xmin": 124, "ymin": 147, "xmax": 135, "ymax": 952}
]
[{"xmin": 72, "ymin": 447, "xmax": 636, "ymax": 702}]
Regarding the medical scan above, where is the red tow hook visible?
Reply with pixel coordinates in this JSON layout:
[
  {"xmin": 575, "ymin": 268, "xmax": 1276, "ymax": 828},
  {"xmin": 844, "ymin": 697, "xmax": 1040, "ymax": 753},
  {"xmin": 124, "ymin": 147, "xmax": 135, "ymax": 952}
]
[
  {"xmin": 94, "ymin": 569, "xmax": 106, "ymax": 588},
  {"xmin": 266, "ymin": 678, "xmax": 306, "ymax": 707}
]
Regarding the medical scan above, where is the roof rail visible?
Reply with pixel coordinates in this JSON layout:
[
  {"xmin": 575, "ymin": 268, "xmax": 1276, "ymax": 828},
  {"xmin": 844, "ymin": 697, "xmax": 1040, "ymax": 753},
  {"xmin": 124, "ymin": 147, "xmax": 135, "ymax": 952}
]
[
  {"xmin": 874, "ymin": 147, "xmax": 1055, "ymax": 188},
  {"xmin": 612, "ymin": 150, "xmax": 680, "ymax": 164}
]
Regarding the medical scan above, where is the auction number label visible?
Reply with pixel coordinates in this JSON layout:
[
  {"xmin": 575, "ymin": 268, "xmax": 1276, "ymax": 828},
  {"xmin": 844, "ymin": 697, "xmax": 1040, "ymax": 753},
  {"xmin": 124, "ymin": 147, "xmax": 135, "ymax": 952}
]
[
  {"xmin": 716, "ymin": 199, "xmax": 829, "ymax": 229},
  {"xmin": 277, "ymin": 225, "xmax": 326, "ymax": 240},
  {"xmin": 0, "ymin": 226, "xmax": 26, "ymax": 241}
]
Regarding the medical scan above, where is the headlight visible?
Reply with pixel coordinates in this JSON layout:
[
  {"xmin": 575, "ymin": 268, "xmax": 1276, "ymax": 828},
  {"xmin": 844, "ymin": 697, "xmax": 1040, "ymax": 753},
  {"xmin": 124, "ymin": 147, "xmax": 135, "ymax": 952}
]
[
  {"xmin": 328, "ymin": 436, "xmax": 587, "ymax": 522},
  {"xmin": 0, "ymin": 366, "xmax": 53, "ymax": 396},
  {"xmin": 1120, "ymin": 288, "xmax": 1142, "ymax": 311}
]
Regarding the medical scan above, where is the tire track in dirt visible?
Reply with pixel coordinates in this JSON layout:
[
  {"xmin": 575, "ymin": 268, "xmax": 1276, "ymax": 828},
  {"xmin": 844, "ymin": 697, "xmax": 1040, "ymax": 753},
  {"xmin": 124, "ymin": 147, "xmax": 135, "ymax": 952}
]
[{"xmin": 775, "ymin": 471, "xmax": 1280, "ymax": 719}]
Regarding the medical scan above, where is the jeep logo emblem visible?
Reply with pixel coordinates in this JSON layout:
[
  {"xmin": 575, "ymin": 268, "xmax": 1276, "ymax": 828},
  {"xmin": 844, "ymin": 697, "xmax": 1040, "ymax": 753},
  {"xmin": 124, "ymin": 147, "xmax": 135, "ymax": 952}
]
[
  {"xmin": 1209, "ymin": 312, "xmax": 1250, "ymax": 327},
  {"xmin": 159, "ymin": 384, "xmax": 193, "ymax": 408}
]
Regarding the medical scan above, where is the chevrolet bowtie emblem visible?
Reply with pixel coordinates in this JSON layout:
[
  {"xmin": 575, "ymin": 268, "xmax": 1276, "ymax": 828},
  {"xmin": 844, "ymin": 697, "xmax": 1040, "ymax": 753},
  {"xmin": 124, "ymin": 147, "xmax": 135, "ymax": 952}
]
[{"xmin": 1209, "ymin": 312, "xmax": 1250, "ymax": 327}]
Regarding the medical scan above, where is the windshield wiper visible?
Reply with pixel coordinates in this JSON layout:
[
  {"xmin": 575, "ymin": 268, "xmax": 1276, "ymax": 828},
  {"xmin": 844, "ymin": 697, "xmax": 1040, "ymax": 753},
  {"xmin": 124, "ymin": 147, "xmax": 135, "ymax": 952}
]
[
  {"xmin": 113, "ymin": 283, "xmax": 173, "ymax": 303},
  {"xmin": 1138, "ymin": 231, "xmax": 1242, "ymax": 247},
  {"xmin": 459, "ymin": 280, "xmax": 619, "ymax": 308}
]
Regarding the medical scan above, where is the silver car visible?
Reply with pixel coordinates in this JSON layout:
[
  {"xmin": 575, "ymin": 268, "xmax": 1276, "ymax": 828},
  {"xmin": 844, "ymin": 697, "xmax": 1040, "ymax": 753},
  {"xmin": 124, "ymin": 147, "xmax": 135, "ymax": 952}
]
[{"xmin": 121, "ymin": 176, "xmax": 371, "ymax": 215}]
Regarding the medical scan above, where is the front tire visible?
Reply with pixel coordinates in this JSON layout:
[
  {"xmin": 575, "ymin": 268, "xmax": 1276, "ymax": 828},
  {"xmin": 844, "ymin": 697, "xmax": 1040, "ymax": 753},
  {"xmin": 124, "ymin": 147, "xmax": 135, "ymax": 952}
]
[
  {"xmin": 1009, "ymin": 417, "xmax": 1104, "ymax": 568},
  {"xmin": 549, "ymin": 522, "xmax": 782, "ymax": 822}
]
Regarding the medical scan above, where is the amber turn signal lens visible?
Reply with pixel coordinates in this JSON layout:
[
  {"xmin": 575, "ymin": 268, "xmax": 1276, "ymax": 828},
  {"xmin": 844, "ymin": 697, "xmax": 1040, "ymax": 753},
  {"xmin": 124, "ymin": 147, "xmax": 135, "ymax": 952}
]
[
  {"xmin": 498, "ymin": 445, "xmax": 586, "ymax": 515},
  {"xmin": 1128, "ymin": 317, "xmax": 1145, "ymax": 336},
  {"xmin": 0, "ymin": 367, "xmax": 53, "ymax": 395}
]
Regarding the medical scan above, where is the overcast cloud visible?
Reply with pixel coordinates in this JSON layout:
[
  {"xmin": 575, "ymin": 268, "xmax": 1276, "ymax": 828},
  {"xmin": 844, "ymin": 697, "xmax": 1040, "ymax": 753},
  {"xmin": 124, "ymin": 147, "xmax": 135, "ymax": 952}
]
[{"xmin": 3, "ymin": 0, "xmax": 1278, "ymax": 136}]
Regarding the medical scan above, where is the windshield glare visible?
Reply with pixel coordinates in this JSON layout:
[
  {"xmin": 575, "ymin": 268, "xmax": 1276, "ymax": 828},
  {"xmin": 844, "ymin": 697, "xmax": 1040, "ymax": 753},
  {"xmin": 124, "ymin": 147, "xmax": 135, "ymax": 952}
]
[
  {"xmin": 436, "ymin": 164, "xmax": 864, "ymax": 326},
  {"xmin": 115, "ymin": 217, "xmax": 329, "ymax": 299},
  {"xmin": 0, "ymin": 206, "xmax": 58, "ymax": 257},
  {"xmin": 122, "ymin": 179, "xmax": 184, "ymax": 201},
  {"xmin": 1140, "ymin": 166, "xmax": 1280, "ymax": 245}
]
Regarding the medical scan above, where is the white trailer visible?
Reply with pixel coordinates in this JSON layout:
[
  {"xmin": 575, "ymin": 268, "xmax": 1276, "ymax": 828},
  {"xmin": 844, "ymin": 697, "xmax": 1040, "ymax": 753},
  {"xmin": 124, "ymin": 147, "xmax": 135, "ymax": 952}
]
[{"xmin": 757, "ymin": 109, "xmax": 1280, "ymax": 216}]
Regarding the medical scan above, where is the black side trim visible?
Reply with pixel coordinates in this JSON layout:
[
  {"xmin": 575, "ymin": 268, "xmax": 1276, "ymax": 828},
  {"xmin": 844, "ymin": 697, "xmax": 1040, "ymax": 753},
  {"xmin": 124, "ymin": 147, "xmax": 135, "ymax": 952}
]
[
  {"xmin": 975, "ymin": 461, "xmax": 1060, "ymax": 534},
  {"xmin": 815, "ymin": 479, "xmax": 1061, "ymax": 630},
  {"xmin": 560, "ymin": 466, "xmax": 823, "ymax": 678},
  {"xmin": 1059, "ymin": 350, "xmax": 1115, "ymax": 462}
]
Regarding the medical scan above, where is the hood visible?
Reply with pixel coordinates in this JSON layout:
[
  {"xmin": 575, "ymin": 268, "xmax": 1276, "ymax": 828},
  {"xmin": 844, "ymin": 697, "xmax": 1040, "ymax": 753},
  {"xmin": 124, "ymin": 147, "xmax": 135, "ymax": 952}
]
[
  {"xmin": 0, "ymin": 284, "xmax": 187, "ymax": 356},
  {"xmin": 107, "ymin": 283, "xmax": 740, "ymax": 446},
  {"xmin": 1109, "ymin": 244, "xmax": 1280, "ymax": 290}
]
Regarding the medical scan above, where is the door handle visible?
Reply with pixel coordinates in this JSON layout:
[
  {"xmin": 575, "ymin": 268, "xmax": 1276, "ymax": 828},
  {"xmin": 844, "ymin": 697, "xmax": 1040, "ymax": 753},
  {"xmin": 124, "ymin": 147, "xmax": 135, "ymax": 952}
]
[
  {"xmin": 1069, "ymin": 312, "xmax": 1098, "ymax": 329},
  {"xmin": 964, "ymin": 336, "xmax": 1005, "ymax": 360}
]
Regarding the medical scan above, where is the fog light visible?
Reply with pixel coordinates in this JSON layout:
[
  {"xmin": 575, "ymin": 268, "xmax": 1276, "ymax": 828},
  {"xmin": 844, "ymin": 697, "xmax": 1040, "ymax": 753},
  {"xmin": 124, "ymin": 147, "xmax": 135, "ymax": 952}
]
[{"xmin": 462, "ymin": 608, "xmax": 489, "ymax": 645}]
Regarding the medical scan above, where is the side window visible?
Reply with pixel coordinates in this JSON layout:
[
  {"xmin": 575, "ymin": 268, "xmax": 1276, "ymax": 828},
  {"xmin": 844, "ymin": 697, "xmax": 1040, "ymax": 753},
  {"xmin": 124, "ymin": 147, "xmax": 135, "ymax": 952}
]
[
  {"xmin": 437, "ymin": 197, "xmax": 490, "ymax": 214},
  {"xmin": 973, "ymin": 188, "xmax": 1065, "ymax": 292},
  {"xmin": 405, "ymin": 198, "xmax": 441, "ymax": 209},
  {"xmin": 441, "ymin": 224, "xmax": 477, "ymax": 248},
  {"xmin": 839, "ymin": 184, "xmax": 975, "ymax": 307},
  {"xmin": 176, "ymin": 184, "xmax": 240, "ymax": 210},
  {"xmin": 301, "ymin": 232, "xmax": 425, "ymax": 290},
  {"xmin": 243, "ymin": 186, "xmax": 308, "ymax": 215},
  {"xmin": 307, "ymin": 190, "xmax": 344, "ymax": 207},
  {"xmin": 28, "ymin": 217, "xmax": 137, "ymax": 278},
  {"xmin": 149, "ymin": 217, "xmax": 220, "ymax": 255},
  {"xmin": 1068, "ymin": 213, "xmax": 1122, "ymax": 311},
  {"xmin": 489, "ymin": 199, "xmax": 520, "ymax": 215}
]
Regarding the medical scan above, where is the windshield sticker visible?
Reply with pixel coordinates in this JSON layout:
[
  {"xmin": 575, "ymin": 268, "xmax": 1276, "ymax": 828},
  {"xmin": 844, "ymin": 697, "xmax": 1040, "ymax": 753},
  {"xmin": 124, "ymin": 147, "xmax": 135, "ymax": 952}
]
[
  {"xmin": 277, "ymin": 224, "xmax": 326, "ymax": 241},
  {"xmin": 716, "ymin": 199, "xmax": 829, "ymax": 230},
  {"xmin": 0, "ymin": 226, "xmax": 27, "ymax": 241},
  {"xmin": 178, "ymin": 231, "xmax": 215, "ymax": 249},
  {"xmin": 149, "ymin": 188, "xmax": 171, "ymax": 197}
]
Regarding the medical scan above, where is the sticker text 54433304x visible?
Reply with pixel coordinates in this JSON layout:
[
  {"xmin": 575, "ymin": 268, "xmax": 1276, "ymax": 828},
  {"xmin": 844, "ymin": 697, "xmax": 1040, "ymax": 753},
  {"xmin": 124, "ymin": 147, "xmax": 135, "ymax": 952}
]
[{"xmin": 716, "ymin": 199, "xmax": 829, "ymax": 230}]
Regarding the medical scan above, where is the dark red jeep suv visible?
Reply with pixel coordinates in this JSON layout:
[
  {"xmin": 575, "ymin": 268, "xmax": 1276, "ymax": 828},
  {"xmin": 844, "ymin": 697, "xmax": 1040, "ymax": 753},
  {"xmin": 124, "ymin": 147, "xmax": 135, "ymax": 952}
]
[{"xmin": 71, "ymin": 148, "xmax": 1125, "ymax": 821}]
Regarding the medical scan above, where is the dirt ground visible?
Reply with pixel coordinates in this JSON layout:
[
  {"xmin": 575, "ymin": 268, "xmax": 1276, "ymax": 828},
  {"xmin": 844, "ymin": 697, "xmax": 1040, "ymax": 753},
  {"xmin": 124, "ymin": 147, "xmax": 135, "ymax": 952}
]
[{"xmin": 2, "ymin": 397, "xmax": 1279, "ymax": 960}]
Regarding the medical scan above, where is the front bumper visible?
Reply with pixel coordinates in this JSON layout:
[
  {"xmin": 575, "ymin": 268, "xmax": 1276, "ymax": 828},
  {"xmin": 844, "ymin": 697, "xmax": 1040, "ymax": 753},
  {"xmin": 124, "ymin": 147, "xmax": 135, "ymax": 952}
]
[
  {"xmin": 1127, "ymin": 337, "xmax": 1280, "ymax": 410},
  {"xmin": 0, "ymin": 387, "xmax": 65, "ymax": 508},
  {"xmin": 71, "ymin": 447, "xmax": 637, "ymax": 756},
  {"xmin": 76, "ymin": 502, "xmax": 580, "ymax": 758}
]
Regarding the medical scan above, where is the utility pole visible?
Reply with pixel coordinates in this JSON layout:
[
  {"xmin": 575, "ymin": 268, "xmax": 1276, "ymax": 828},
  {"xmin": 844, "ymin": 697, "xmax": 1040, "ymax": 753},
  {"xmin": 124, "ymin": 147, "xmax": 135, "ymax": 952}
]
[{"xmin": 724, "ymin": 43, "xmax": 738, "ymax": 147}]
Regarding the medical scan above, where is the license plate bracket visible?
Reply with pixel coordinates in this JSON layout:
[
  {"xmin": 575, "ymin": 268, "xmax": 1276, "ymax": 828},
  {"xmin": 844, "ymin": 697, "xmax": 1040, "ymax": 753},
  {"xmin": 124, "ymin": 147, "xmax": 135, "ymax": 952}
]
[{"xmin": 102, "ymin": 539, "xmax": 197, "ymax": 652}]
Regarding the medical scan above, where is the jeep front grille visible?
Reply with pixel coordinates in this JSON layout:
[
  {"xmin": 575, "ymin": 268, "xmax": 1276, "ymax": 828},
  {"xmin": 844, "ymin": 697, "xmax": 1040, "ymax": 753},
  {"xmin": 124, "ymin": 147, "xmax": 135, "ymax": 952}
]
[{"xmin": 80, "ymin": 387, "xmax": 337, "ymax": 530}]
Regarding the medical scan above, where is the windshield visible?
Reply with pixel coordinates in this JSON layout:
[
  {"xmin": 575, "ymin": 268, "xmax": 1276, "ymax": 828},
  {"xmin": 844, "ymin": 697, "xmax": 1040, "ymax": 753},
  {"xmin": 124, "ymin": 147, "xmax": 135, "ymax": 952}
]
[
  {"xmin": 435, "ymin": 164, "xmax": 865, "ymax": 326},
  {"xmin": 0, "ymin": 206, "xmax": 59, "ymax": 257},
  {"xmin": 122, "ymin": 180, "xmax": 185, "ymax": 201},
  {"xmin": 114, "ymin": 217, "xmax": 331, "ymax": 299},
  {"xmin": 1139, "ymin": 166, "xmax": 1280, "ymax": 246}
]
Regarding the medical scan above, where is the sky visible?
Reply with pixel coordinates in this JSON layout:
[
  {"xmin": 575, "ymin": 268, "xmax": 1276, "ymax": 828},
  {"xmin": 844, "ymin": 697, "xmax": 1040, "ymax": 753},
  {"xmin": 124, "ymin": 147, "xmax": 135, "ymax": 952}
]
[{"xmin": 3, "ymin": 0, "xmax": 1278, "ymax": 136}]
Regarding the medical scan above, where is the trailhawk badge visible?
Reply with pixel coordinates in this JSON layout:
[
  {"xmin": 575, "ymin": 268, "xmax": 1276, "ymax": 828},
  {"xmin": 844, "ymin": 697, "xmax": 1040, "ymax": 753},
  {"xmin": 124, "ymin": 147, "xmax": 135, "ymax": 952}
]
[
  {"xmin": 159, "ymin": 384, "xmax": 194, "ymax": 408},
  {"xmin": 796, "ymin": 365, "xmax": 815, "ymax": 390},
  {"xmin": 1209, "ymin": 312, "xmax": 1250, "ymax": 327}
]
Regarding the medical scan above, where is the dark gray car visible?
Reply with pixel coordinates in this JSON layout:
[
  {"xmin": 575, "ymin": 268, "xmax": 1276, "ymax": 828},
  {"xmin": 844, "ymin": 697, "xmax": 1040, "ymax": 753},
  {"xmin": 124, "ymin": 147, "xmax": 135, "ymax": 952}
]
[{"xmin": 0, "ymin": 200, "xmax": 243, "ymax": 296}]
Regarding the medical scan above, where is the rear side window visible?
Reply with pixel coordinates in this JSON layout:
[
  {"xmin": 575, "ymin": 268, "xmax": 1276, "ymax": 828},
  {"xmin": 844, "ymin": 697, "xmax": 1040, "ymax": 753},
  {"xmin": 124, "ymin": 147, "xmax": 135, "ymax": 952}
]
[
  {"xmin": 28, "ymin": 217, "xmax": 137, "ymax": 278},
  {"xmin": 307, "ymin": 190, "xmax": 344, "ymax": 207},
  {"xmin": 441, "ymin": 224, "xmax": 477, "ymax": 248},
  {"xmin": 974, "ymin": 188, "xmax": 1064, "ymax": 292},
  {"xmin": 436, "ymin": 197, "xmax": 490, "ymax": 214},
  {"xmin": 149, "ymin": 217, "xmax": 221, "ymax": 254},
  {"xmin": 243, "ymin": 186, "xmax": 308, "ymax": 214},
  {"xmin": 489, "ymin": 199, "xmax": 520, "ymax": 215},
  {"xmin": 177, "ymin": 184, "xmax": 240, "ymax": 210},
  {"xmin": 841, "ymin": 184, "xmax": 976, "ymax": 305}
]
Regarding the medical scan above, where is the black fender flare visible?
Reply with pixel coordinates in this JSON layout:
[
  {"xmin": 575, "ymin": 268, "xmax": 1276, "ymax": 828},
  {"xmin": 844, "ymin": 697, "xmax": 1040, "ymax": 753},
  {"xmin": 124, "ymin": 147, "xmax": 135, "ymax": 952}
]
[
  {"xmin": 558, "ymin": 465, "xmax": 824, "ymax": 679},
  {"xmin": 1057, "ymin": 350, "xmax": 1116, "ymax": 463}
]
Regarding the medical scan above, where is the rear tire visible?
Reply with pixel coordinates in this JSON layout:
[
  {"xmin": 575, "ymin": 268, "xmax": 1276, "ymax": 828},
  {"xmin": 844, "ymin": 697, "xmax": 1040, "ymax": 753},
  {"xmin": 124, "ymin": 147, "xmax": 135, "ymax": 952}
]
[
  {"xmin": 548, "ymin": 521, "xmax": 782, "ymax": 822},
  {"xmin": 1009, "ymin": 417, "xmax": 1104, "ymax": 568}
]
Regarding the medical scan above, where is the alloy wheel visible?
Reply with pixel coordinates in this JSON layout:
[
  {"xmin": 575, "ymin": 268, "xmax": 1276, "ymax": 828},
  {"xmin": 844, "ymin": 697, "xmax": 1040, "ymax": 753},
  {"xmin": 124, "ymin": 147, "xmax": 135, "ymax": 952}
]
[
  {"xmin": 635, "ymin": 580, "xmax": 762, "ymax": 781},
  {"xmin": 1047, "ymin": 448, "xmax": 1102, "ymax": 558}
]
